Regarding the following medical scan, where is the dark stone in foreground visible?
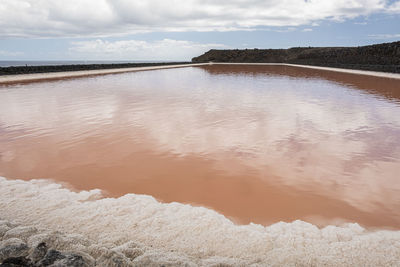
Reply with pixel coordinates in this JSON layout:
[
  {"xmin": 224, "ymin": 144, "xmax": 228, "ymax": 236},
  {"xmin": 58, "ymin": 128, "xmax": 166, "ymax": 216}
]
[
  {"xmin": 0, "ymin": 238, "xmax": 94, "ymax": 267},
  {"xmin": 0, "ymin": 62, "xmax": 191, "ymax": 76},
  {"xmin": 0, "ymin": 239, "xmax": 29, "ymax": 262},
  {"xmin": 30, "ymin": 243, "xmax": 47, "ymax": 264},
  {"xmin": 36, "ymin": 249, "xmax": 93, "ymax": 267},
  {"xmin": 37, "ymin": 249, "xmax": 65, "ymax": 266},
  {"xmin": 192, "ymin": 41, "xmax": 400, "ymax": 73},
  {"xmin": 1, "ymin": 249, "xmax": 93, "ymax": 267},
  {"xmin": 55, "ymin": 254, "xmax": 91, "ymax": 267},
  {"xmin": 0, "ymin": 256, "xmax": 34, "ymax": 267}
]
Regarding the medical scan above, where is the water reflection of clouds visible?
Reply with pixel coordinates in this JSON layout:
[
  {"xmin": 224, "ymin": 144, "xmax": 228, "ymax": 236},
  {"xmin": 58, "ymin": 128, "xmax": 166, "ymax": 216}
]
[{"xmin": 0, "ymin": 67, "xmax": 400, "ymax": 216}]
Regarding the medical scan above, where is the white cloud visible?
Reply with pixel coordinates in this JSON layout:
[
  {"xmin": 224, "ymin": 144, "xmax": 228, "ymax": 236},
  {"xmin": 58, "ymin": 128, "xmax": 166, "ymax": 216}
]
[
  {"xmin": 0, "ymin": 0, "xmax": 393, "ymax": 38},
  {"xmin": 269, "ymin": 27, "xmax": 297, "ymax": 33},
  {"xmin": 387, "ymin": 0, "xmax": 400, "ymax": 12},
  {"xmin": 68, "ymin": 39, "xmax": 227, "ymax": 61},
  {"xmin": 368, "ymin": 33, "xmax": 400, "ymax": 39},
  {"xmin": 302, "ymin": 28, "xmax": 313, "ymax": 32}
]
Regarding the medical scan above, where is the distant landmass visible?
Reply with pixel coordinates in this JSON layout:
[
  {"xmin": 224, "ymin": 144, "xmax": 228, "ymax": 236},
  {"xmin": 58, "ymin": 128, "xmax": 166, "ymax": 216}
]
[
  {"xmin": 0, "ymin": 60, "xmax": 169, "ymax": 68},
  {"xmin": 192, "ymin": 41, "xmax": 400, "ymax": 73},
  {"xmin": 0, "ymin": 62, "xmax": 190, "ymax": 75}
]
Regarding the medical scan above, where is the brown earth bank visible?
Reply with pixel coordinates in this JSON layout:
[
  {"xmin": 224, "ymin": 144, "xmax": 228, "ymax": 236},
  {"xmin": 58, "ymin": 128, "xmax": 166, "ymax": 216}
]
[
  {"xmin": 0, "ymin": 62, "xmax": 190, "ymax": 76},
  {"xmin": 192, "ymin": 41, "xmax": 400, "ymax": 73}
]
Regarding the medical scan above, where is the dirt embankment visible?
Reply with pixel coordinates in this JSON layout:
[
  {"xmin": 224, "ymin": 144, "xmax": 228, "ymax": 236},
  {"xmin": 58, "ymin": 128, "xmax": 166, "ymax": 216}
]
[
  {"xmin": 192, "ymin": 41, "xmax": 400, "ymax": 73},
  {"xmin": 0, "ymin": 62, "xmax": 190, "ymax": 76}
]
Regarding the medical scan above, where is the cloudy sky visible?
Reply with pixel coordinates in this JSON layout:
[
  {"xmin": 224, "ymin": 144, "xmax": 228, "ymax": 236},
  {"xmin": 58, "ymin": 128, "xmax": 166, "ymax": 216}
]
[{"xmin": 0, "ymin": 0, "xmax": 399, "ymax": 61}]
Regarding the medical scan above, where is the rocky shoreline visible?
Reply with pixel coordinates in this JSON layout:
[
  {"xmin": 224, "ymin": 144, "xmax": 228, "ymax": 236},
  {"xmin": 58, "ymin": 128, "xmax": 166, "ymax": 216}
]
[
  {"xmin": 0, "ymin": 62, "xmax": 190, "ymax": 76},
  {"xmin": 192, "ymin": 41, "xmax": 400, "ymax": 73}
]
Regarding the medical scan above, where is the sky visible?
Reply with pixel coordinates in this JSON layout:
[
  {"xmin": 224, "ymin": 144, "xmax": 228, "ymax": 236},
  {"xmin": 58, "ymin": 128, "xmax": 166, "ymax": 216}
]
[{"xmin": 0, "ymin": 0, "xmax": 399, "ymax": 61}]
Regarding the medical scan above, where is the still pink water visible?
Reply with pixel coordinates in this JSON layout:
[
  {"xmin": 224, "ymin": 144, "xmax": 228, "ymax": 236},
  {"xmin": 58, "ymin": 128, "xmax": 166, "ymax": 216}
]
[{"xmin": 0, "ymin": 65, "xmax": 399, "ymax": 228}]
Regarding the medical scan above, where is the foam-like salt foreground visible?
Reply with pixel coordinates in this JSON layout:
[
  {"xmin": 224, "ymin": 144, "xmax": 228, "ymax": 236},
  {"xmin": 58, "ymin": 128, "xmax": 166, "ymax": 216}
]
[{"xmin": 0, "ymin": 177, "xmax": 399, "ymax": 266}]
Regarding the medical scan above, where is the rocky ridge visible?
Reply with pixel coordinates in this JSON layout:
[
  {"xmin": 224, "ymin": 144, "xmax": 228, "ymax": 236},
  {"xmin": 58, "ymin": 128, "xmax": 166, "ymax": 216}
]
[
  {"xmin": 0, "ymin": 62, "xmax": 190, "ymax": 76},
  {"xmin": 192, "ymin": 41, "xmax": 400, "ymax": 73}
]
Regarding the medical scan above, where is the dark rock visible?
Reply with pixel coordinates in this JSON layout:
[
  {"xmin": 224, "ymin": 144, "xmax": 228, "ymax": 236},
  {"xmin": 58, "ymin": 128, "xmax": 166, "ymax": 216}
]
[
  {"xmin": 27, "ymin": 231, "xmax": 90, "ymax": 253},
  {"xmin": 0, "ymin": 62, "xmax": 191, "ymax": 76},
  {"xmin": 37, "ymin": 249, "xmax": 65, "ymax": 266},
  {"xmin": 192, "ymin": 41, "xmax": 400, "ymax": 73},
  {"xmin": 0, "ymin": 256, "xmax": 34, "ymax": 267},
  {"xmin": 48, "ymin": 253, "xmax": 91, "ymax": 267},
  {"xmin": 29, "ymin": 242, "xmax": 47, "ymax": 263},
  {"xmin": 36, "ymin": 249, "xmax": 94, "ymax": 267},
  {"xmin": 0, "ymin": 239, "xmax": 29, "ymax": 262}
]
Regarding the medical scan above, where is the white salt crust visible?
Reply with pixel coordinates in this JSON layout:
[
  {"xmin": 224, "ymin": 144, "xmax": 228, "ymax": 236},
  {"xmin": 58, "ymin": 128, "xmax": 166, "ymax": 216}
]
[
  {"xmin": 0, "ymin": 177, "xmax": 399, "ymax": 266},
  {"xmin": 213, "ymin": 63, "xmax": 400, "ymax": 79},
  {"xmin": 0, "ymin": 63, "xmax": 209, "ymax": 84}
]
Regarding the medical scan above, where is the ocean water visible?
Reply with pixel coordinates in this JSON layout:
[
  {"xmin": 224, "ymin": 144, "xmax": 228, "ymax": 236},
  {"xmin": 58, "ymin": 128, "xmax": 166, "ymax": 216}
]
[{"xmin": 0, "ymin": 64, "xmax": 400, "ymax": 265}]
